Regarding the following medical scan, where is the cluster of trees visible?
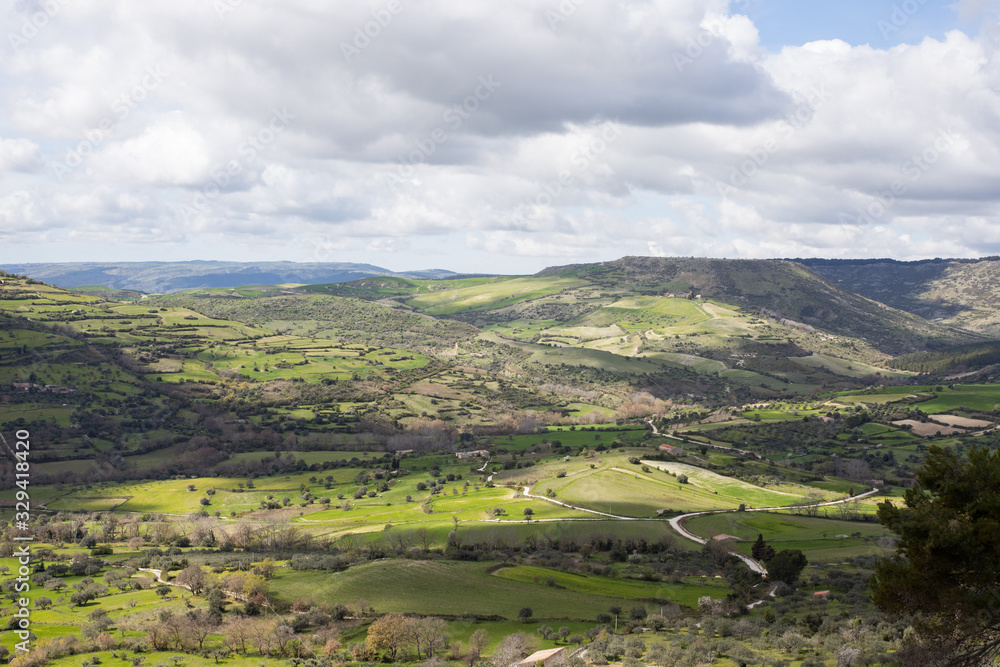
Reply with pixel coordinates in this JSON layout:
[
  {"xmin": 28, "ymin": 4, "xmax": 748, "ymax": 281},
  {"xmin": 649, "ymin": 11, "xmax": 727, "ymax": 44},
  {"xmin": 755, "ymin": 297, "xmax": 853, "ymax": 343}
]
[
  {"xmin": 363, "ymin": 614, "xmax": 460, "ymax": 661},
  {"xmin": 749, "ymin": 535, "xmax": 808, "ymax": 586}
]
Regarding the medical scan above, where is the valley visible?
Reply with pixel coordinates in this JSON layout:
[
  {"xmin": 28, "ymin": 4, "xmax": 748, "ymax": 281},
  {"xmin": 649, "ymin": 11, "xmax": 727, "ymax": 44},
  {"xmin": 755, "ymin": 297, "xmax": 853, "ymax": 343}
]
[{"xmin": 2, "ymin": 257, "xmax": 1000, "ymax": 666}]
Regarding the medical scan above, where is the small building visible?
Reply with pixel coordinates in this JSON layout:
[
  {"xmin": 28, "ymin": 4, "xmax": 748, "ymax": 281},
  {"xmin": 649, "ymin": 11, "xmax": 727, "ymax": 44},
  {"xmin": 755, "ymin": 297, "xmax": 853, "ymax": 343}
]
[
  {"xmin": 658, "ymin": 443, "xmax": 682, "ymax": 453},
  {"xmin": 515, "ymin": 647, "xmax": 566, "ymax": 667},
  {"xmin": 812, "ymin": 590, "xmax": 830, "ymax": 600},
  {"xmin": 712, "ymin": 534, "xmax": 742, "ymax": 542}
]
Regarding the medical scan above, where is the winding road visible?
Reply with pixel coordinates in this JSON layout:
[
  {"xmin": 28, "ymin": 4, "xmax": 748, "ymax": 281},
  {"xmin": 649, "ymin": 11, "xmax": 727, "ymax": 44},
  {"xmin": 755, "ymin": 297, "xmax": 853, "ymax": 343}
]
[
  {"xmin": 515, "ymin": 474, "xmax": 880, "ymax": 578},
  {"xmin": 666, "ymin": 487, "xmax": 880, "ymax": 574},
  {"xmin": 476, "ymin": 452, "xmax": 881, "ymax": 583}
]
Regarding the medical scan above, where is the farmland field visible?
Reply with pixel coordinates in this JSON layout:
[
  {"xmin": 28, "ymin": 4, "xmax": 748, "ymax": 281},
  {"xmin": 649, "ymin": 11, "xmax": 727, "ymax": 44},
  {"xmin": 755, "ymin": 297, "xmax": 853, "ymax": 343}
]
[
  {"xmin": 493, "ymin": 565, "xmax": 729, "ymax": 608},
  {"xmin": 683, "ymin": 512, "xmax": 893, "ymax": 562},
  {"xmin": 268, "ymin": 559, "xmax": 725, "ymax": 619}
]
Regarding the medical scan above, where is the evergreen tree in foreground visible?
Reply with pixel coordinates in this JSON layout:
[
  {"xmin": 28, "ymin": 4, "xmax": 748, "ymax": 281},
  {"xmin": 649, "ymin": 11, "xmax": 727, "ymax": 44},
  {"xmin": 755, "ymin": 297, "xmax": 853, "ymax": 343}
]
[{"xmin": 872, "ymin": 445, "xmax": 1000, "ymax": 666}]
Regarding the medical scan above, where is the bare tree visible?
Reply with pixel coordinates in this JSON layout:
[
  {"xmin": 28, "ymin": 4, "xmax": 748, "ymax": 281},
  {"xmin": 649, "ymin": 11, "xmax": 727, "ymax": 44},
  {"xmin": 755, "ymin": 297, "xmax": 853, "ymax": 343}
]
[
  {"xmin": 468, "ymin": 628, "xmax": 490, "ymax": 665},
  {"xmin": 415, "ymin": 528, "xmax": 433, "ymax": 551},
  {"xmin": 387, "ymin": 530, "xmax": 414, "ymax": 555},
  {"xmin": 413, "ymin": 617, "xmax": 448, "ymax": 658},
  {"xmin": 223, "ymin": 616, "xmax": 253, "ymax": 654},
  {"xmin": 185, "ymin": 610, "xmax": 215, "ymax": 650},
  {"xmin": 490, "ymin": 633, "xmax": 531, "ymax": 667},
  {"xmin": 249, "ymin": 618, "xmax": 277, "ymax": 656}
]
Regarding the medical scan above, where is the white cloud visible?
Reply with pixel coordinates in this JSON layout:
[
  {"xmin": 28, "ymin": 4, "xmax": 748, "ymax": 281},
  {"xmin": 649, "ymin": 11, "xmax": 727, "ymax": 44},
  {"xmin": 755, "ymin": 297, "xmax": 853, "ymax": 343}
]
[
  {"xmin": 1, "ymin": 1, "xmax": 1000, "ymax": 269},
  {"xmin": 0, "ymin": 138, "xmax": 40, "ymax": 172}
]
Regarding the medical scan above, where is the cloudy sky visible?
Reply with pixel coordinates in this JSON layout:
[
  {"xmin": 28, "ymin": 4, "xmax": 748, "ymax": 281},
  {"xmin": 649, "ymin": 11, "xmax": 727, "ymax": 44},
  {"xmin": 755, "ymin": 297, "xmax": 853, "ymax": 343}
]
[{"xmin": 2, "ymin": 0, "xmax": 1000, "ymax": 274}]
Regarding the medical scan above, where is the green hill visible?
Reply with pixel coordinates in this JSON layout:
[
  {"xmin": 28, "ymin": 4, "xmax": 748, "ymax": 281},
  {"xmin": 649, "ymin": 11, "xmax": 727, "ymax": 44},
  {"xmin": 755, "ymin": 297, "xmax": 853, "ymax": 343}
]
[{"xmin": 535, "ymin": 257, "xmax": 980, "ymax": 355}]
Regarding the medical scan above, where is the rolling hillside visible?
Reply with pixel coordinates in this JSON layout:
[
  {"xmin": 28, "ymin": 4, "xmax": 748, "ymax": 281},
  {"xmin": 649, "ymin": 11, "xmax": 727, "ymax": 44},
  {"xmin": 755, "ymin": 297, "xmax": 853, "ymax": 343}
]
[
  {"xmin": 801, "ymin": 256, "xmax": 1000, "ymax": 335},
  {"xmin": 535, "ymin": 257, "xmax": 982, "ymax": 355},
  {"xmin": 4, "ymin": 255, "xmax": 998, "ymax": 479}
]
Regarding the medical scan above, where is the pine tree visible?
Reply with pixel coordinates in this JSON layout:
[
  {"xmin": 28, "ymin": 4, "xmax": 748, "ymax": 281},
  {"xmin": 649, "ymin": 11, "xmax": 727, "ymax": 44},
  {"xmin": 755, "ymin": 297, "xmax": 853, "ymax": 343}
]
[
  {"xmin": 751, "ymin": 533, "xmax": 775, "ymax": 562},
  {"xmin": 872, "ymin": 445, "xmax": 1000, "ymax": 665}
]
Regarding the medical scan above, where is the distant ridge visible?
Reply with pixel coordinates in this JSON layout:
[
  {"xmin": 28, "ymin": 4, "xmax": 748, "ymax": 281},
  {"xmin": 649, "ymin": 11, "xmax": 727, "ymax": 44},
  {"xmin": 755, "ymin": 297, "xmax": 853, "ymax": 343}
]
[
  {"xmin": 535, "ymin": 256, "xmax": 984, "ymax": 354},
  {"xmin": 799, "ymin": 256, "xmax": 1000, "ymax": 335},
  {"xmin": 0, "ymin": 261, "xmax": 460, "ymax": 294}
]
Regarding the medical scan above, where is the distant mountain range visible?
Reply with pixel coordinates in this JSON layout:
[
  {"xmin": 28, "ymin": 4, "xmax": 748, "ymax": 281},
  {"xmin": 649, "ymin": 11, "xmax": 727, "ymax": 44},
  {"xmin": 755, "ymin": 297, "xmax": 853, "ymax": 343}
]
[{"xmin": 0, "ymin": 261, "xmax": 461, "ymax": 294}]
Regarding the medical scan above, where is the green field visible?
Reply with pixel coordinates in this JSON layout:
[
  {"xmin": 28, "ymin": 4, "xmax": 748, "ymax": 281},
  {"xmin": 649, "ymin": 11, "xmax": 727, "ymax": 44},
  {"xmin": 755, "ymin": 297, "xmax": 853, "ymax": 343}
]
[
  {"xmin": 493, "ymin": 565, "xmax": 728, "ymax": 608},
  {"xmin": 269, "ymin": 559, "xmax": 723, "ymax": 620},
  {"xmin": 406, "ymin": 277, "xmax": 586, "ymax": 315},
  {"xmin": 684, "ymin": 512, "xmax": 892, "ymax": 562}
]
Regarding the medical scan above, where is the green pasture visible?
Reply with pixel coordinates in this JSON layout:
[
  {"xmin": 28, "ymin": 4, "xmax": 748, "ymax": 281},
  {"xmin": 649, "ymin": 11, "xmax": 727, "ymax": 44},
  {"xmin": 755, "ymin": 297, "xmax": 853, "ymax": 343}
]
[
  {"xmin": 794, "ymin": 353, "xmax": 907, "ymax": 379},
  {"xmin": 493, "ymin": 565, "xmax": 729, "ymax": 608},
  {"xmin": 639, "ymin": 461, "xmax": 833, "ymax": 509},
  {"xmin": 565, "ymin": 403, "xmax": 616, "ymax": 420},
  {"xmin": 0, "ymin": 560, "xmax": 195, "ymax": 656},
  {"xmin": 910, "ymin": 384, "xmax": 1000, "ymax": 412},
  {"xmin": 44, "ymin": 476, "xmax": 254, "ymax": 514},
  {"xmin": 406, "ymin": 277, "xmax": 585, "ymax": 315},
  {"xmin": 683, "ymin": 512, "xmax": 892, "ymax": 562},
  {"xmin": 294, "ymin": 488, "xmax": 595, "ymax": 541},
  {"xmin": 641, "ymin": 351, "xmax": 728, "ymax": 374},
  {"xmin": 188, "ymin": 341, "xmax": 427, "ymax": 383},
  {"xmin": 0, "ymin": 328, "xmax": 80, "ymax": 350},
  {"xmin": 147, "ymin": 358, "xmax": 219, "ymax": 383},
  {"xmin": 269, "ymin": 559, "xmax": 723, "ymax": 620},
  {"xmin": 0, "ymin": 403, "xmax": 75, "ymax": 428},
  {"xmin": 549, "ymin": 465, "xmax": 734, "ymax": 516},
  {"xmin": 486, "ymin": 336, "xmax": 678, "ymax": 376}
]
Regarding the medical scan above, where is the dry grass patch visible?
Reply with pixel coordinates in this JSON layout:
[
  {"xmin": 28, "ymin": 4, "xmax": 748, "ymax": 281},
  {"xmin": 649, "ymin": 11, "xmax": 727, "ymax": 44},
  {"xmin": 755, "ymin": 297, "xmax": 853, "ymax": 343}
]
[
  {"xmin": 928, "ymin": 414, "xmax": 994, "ymax": 428},
  {"xmin": 891, "ymin": 420, "xmax": 965, "ymax": 436}
]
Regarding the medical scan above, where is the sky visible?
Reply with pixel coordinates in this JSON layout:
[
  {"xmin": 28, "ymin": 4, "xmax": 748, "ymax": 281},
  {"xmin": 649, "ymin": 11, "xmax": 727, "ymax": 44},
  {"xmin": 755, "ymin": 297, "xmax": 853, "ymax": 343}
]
[{"xmin": 2, "ymin": 0, "xmax": 1000, "ymax": 275}]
